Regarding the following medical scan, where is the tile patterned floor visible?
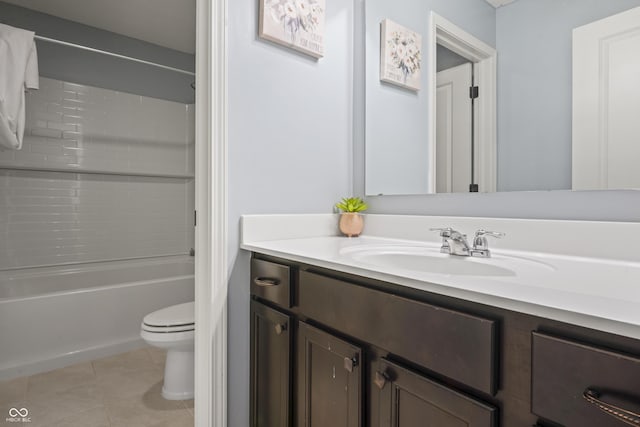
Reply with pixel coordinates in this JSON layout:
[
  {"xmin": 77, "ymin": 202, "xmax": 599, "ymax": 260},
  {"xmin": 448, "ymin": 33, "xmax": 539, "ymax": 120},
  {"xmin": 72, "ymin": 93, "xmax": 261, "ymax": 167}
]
[{"xmin": 0, "ymin": 347, "xmax": 193, "ymax": 427}]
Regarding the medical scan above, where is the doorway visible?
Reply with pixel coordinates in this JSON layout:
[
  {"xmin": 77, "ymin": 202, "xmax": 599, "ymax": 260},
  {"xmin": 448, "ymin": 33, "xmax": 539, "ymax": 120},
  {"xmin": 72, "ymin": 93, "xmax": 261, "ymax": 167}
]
[
  {"xmin": 428, "ymin": 12, "xmax": 497, "ymax": 193},
  {"xmin": 436, "ymin": 48, "xmax": 473, "ymax": 193}
]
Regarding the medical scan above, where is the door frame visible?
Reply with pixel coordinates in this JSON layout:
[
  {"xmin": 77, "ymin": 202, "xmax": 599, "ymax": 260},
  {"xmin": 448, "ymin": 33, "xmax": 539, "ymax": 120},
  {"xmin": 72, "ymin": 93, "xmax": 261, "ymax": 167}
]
[
  {"xmin": 436, "ymin": 62, "xmax": 474, "ymax": 193},
  {"xmin": 428, "ymin": 12, "xmax": 497, "ymax": 193},
  {"xmin": 194, "ymin": 0, "xmax": 228, "ymax": 426}
]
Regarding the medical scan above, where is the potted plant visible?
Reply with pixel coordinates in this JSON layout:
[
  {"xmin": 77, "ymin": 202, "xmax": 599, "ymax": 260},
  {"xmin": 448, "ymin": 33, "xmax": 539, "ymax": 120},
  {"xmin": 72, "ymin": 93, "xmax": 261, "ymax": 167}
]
[{"xmin": 335, "ymin": 197, "xmax": 368, "ymax": 237}]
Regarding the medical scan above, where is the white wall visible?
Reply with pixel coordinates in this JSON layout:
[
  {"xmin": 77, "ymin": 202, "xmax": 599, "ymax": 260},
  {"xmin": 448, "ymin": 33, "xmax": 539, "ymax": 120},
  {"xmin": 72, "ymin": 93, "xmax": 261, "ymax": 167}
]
[
  {"xmin": 227, "ymin": 0, "xmax": 354, "ymax": 424},
  {"xmin": 0, "ymin": 77, "xmax": 195, "ymax": 269}
]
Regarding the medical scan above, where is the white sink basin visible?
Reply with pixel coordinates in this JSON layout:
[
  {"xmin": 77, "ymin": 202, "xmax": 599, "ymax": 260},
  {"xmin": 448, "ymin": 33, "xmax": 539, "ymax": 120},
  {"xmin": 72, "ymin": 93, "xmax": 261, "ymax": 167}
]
[{"xmin": 339, "ymin": 244, "xmax": 555, "ymax": 277}]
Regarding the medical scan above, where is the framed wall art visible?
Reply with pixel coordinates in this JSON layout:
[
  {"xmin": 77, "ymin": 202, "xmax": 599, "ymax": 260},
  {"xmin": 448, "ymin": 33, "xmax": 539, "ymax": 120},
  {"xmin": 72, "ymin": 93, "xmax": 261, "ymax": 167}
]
[
  {"xmin": 259, "ymin": 0, "xmax": 326, "ymax": 58},
  {"xmin": 380, "ymin": 19, "xmax": 422, "ymax": 91}
]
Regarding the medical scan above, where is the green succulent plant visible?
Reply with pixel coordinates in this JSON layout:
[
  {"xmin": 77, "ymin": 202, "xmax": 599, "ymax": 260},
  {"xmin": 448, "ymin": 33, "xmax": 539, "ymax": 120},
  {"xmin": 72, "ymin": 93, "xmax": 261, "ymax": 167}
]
[{"xmin": 335, "ymin": 197, "xmax": 368, "ymax": 213}]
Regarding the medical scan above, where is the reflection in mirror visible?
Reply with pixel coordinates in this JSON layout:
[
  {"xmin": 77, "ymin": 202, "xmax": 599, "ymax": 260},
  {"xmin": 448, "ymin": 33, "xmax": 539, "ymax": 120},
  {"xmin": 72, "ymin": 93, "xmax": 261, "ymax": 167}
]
[
  {"xmin": 364, "ymin": 0, "xmax": 640, "ymax": 196},
  {"xmin": 435, "ymin": 47, "xmax": 473, "ymax": 193}
]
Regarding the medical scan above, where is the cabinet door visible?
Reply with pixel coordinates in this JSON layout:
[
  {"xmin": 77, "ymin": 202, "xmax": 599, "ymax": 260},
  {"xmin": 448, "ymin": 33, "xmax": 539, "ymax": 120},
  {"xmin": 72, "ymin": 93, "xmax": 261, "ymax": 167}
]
[
  {"xmin": 250, "ymin": 300, "xmax": 291, "ymax": 427},
  {"xmin": 297, "ymin": 321, "xmax": 362, "ymax": 427},
  {"xmin": 375, "ymin": 359, "xmax": 497, "ymax": 427}
]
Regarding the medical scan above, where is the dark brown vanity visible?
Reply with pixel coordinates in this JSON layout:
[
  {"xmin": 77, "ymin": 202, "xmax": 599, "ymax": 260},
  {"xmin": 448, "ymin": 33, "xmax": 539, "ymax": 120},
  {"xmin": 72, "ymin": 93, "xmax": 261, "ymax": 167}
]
[{"xmin": 249, "ymin": 253, "xmax": 640, "ymax": 427}]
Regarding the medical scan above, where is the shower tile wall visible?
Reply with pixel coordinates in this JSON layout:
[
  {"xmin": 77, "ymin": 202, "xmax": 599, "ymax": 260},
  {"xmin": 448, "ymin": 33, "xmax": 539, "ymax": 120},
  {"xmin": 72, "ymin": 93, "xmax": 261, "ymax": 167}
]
[{"xmin": 0, "ymin": 78, "xmax": 195, "ymax": 270}]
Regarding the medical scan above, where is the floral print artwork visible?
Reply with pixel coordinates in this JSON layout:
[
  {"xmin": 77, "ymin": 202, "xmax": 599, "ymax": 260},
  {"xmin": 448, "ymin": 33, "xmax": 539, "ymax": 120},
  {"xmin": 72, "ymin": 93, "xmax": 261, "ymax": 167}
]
[
  {"xmin": 380, "ymin": 19, "xmax": 422, "ymax": 91},
  {"xmin": 260, "ymin": 0, "xmax": 326, "ymax": 58}
]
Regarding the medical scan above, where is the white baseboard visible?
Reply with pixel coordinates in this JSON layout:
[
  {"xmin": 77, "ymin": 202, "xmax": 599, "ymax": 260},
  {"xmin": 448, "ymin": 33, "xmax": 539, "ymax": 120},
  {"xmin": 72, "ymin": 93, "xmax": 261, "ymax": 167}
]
[{"xmin": 0, "ymin": 337, "xmax": 147, "ymax": 381}]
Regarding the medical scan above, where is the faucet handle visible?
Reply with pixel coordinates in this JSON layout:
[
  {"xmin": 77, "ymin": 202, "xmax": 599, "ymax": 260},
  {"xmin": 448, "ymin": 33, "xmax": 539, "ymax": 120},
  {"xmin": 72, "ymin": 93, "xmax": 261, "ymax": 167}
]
[
  {"xmin": 471, "ymin": 229, "xmax": 505, "ymax": 257},
  {"xmin": 430, "ymin": 228, "xmax": 453, "ymax": 253},
  {"xmin": 430, "ymin": 227, "xmax": 453, "ymax": 237},
  {"xmin": 474, "ymin": 229, "xmax": 505, "ymax": 240}
]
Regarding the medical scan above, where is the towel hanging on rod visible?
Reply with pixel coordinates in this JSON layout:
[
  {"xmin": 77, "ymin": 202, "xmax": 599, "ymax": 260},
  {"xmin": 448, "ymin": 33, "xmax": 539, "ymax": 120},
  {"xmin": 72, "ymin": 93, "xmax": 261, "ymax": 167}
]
[{"xmin": 0, "ymin": 23, "xmax": 39, "ymax": 151}]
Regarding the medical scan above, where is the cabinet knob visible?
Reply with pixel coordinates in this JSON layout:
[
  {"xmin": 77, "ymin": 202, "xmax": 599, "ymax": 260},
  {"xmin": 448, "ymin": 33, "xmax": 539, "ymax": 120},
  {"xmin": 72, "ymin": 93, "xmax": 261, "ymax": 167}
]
[
  {"xmin": 344, "ymin": 355, "xmax": 359, "ymax": 373},
  {"xmin": 374, "ymin": 370, "xmax": 389, "ymax": 390},
  {"xmin": 274, "ymin": 323, "xmax": 287, "ymax": 335}
]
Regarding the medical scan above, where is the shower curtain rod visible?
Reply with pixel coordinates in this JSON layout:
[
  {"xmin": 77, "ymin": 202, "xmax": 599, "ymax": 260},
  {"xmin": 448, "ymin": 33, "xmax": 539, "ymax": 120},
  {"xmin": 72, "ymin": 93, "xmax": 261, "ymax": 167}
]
[{"xmin": 34, "ymin": 35, "xmax": 196, "ymax": 77}]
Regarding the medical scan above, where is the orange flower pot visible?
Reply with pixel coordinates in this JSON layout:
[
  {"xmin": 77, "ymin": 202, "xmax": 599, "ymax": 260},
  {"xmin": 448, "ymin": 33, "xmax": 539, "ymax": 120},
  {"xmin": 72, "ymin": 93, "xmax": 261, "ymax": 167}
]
[{"xmin": 339, "ymin": 213, "xmax": 364, "ymax": 238}]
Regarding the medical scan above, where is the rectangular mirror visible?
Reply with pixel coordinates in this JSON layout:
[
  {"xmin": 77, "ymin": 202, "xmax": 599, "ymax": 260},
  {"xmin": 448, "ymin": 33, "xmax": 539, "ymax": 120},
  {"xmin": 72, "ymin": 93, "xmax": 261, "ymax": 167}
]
[{"xmin": 364, "ymin": 0, "xmax": 640, "ymax": 196}]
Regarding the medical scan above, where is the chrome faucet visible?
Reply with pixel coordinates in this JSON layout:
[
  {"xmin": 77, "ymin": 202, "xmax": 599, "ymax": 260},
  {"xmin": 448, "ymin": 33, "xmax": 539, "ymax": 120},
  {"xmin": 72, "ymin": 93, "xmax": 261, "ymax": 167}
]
[
  {"xmin": 431, "ymin": 228, "xmax": 505, "ymax": 258},
  {"xmin": 430, "ymin": 228, "xmax": 471, "ymax": 256}
]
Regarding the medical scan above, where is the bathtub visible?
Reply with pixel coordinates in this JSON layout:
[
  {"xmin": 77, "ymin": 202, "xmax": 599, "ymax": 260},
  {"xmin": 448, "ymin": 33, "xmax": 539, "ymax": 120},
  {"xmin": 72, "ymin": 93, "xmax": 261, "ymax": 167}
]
[{"xmin": 0, "ymin": 256, "xmax": 194, "ymax": 380}]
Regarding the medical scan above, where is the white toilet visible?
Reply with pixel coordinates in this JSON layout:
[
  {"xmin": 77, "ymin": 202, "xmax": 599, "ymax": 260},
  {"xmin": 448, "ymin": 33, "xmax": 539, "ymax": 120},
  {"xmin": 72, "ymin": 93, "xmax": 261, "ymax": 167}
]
[{"xmin": 140, "ymin": 301, "xmax": 195, "ymax": 400}]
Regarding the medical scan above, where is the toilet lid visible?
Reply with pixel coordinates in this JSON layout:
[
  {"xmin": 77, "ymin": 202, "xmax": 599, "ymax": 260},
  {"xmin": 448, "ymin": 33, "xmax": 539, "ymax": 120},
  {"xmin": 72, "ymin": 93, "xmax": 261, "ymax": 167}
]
[{"xmin": 143, "ymin": 302, "xmax": 194, "ymax": 328}]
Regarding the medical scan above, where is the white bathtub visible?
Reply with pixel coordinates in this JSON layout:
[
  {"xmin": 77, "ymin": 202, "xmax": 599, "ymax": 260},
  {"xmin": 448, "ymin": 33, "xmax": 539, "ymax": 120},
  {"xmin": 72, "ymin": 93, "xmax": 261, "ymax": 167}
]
[{"xmin": 0, "ymin": 256, "xmax": 194, "ymax": 380}]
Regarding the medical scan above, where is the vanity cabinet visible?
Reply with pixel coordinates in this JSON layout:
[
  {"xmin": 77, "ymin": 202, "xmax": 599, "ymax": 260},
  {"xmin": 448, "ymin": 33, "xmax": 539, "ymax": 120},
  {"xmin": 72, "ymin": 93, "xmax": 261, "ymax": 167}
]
[
  {"xmin": 374, "ymin": 359, "xmax": 496, "ymax": 427},
  {"xmin": 249, "ymin": 254, "xmax": 640, "ymax": 427},
  {"xmin": 531, "ymin": 332, "xmax": 640, "ymax": 427},
  {"xmin": 297, "ymin": 322, "xmax": 362, "ymax": 427},
  {"xmin": 250, "ymin": 300, "xmax": 291, "ymax": 427}
]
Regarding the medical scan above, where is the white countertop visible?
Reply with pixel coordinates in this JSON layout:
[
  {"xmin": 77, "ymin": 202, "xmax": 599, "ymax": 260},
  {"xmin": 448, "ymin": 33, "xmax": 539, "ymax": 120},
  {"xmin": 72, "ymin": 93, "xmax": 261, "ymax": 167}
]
[{"xmin": 241, "ymin": 214, "xmax": 640, "ymax": 340}]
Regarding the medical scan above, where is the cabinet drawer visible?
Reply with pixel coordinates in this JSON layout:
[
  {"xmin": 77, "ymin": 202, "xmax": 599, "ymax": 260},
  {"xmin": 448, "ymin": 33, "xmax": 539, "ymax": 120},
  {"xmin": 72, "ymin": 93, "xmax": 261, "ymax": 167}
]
[
  {"xmin": 251, "ymin": 258, "xmax": 291, "ymax": 308},
  {"xmin": 375, "ymin": 359, "xmax": 497, "ymax": 427},
  {"xmin": 298, "ymin": 271, "xmax": 497, "ymax": 395},
  {"xmin": 532, "ymin": 332, "xmax": 640, "ymax": 427}
]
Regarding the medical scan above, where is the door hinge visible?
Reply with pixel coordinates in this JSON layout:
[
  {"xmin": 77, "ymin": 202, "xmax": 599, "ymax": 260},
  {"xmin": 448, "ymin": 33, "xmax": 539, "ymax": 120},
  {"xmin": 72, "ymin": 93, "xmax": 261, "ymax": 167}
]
[
  {"xmin": 469, "ymin": 86, "xmax": 479, "ymax": 99},
  {"xmin": 194, "ymin": 210, "xmax": 197, "ymax": 227}
]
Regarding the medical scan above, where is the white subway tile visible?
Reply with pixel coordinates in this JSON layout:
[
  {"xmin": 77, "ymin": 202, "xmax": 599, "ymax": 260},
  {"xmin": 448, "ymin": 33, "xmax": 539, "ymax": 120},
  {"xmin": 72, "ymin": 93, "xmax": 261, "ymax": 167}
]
[
  {"xmin": 0, "ymin": 76, "xmax": 194, "ymax": 270},
  {"xmin": 31, "ymin": 128, "xmax": 62, "ymax": 139}
]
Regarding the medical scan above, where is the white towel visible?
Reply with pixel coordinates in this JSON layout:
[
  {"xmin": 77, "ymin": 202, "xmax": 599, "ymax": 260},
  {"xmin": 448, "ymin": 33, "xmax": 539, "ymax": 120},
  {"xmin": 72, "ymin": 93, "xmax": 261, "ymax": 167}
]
[{"xmin": 0, "ymin": 23, "xmax": 39, "ymax": 151}]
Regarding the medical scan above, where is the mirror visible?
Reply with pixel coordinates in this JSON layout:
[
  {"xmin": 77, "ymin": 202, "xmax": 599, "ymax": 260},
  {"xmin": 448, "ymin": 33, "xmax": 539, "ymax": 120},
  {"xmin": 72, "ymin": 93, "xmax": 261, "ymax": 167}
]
[{"xmin": 364, "ymin": 0, "xmax": 640, "ymax": 195}]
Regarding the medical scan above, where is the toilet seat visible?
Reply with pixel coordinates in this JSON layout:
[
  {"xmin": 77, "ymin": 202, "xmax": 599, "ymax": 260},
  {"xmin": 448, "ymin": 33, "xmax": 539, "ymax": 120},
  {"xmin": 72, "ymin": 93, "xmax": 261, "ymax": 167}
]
[
  {"xmin": 140, "ymin": 328, "xmax": 194, "ymax": 344},
  {"xmin": 141, "ymin": 324, "xmax": 194, "ymax": 333},
  {"xmin": 142, "ymin": 302, "xmax": 194, "ymax": 333}
]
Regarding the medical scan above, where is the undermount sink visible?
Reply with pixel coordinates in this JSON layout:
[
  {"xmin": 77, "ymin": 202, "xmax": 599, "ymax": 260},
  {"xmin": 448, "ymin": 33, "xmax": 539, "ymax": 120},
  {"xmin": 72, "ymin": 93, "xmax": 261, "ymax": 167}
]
[{"xmin": 339, "ymin": 244, "xmax": 555, "ymax": 277}]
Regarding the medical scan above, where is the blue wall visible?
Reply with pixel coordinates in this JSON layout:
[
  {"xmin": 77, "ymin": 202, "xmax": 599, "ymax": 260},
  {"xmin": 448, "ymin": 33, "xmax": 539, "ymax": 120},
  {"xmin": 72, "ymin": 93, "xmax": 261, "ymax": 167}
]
[{"xmin": 227, "ymin": 0, "xmax": 355, "ymax": 424}]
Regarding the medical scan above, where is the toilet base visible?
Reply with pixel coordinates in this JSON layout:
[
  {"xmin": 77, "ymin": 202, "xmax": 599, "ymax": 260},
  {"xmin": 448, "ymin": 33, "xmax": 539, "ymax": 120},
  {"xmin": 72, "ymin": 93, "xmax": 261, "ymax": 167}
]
[{"xmin": 161, "ymin": 348, "xmax": 194, "ymax": 400}]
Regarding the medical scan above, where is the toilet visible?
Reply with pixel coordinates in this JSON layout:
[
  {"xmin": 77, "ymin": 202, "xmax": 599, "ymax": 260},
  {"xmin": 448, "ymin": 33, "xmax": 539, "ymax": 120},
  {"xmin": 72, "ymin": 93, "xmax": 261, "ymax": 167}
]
[{"xmin": 140, "ymin": 301, "xmax": 195, "ymax": 400}]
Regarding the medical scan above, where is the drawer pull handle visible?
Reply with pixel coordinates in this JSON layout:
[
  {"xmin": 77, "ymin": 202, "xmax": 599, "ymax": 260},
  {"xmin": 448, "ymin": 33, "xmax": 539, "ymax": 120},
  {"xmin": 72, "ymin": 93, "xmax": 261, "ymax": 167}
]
[
  {"xmin": 254, "ymin": 277, "xmax": 280, "ymax": 287},
  {"xmin": 583, "ymin": 388, "xmax": 640, "ymax": 426}
]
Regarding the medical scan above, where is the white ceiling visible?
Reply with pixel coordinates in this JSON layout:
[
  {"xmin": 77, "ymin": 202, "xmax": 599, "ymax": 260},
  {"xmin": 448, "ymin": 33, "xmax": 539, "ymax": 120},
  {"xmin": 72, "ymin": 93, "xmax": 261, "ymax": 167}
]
[
  {"xmin": 1, "ymin": 0, "xmax": 196, "ymax": 54},
  {"xmin": 485, "ymin": 0, "xmax": 517, "ymax": 8}
]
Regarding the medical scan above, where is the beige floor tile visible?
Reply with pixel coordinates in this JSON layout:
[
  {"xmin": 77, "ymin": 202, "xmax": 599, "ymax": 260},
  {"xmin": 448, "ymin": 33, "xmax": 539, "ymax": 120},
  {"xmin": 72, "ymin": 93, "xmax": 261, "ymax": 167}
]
[
  {"xmin": 3, "ymin": 348, "xmax": 191, "ymax": 427},
  {"xmin": 92, "ymin": 348, "xmax": 155, "ymax": 376},
  {"xmin": 0, "ymin": 376, "xmax": 28, "ymax": 405},
  {"xmin": 42, "ymin": 405, "xmax": 110, "ymax": 427},
  {"xmin": 96, "ymin": 368, "xmax": 163, "ymax": 401},
  {"xmin": 25, "ymin": 382, "xmax": 104, "ymax": 426},
  {"xmin": 105, "ymin": 382, "xmax": 192, "ymax": 427},
  {"xmin": 27, "ymin": 362, "xmax": 96, "ymax": 398},
  {"xmin": 181, "ymin": 398, "xmax": 194, "ymax": 415},
  {"xmin": 146, "ymin": 347, "xmax": 167, "ymax": 369}
]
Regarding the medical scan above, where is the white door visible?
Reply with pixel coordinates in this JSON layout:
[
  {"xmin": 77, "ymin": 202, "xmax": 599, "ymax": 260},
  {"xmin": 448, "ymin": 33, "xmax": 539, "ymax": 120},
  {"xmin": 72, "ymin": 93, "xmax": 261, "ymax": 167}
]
[
  {"xmin": 436, "ymin": 62, "xmax": 472, "ymax": 193},
  {"xmin": 573, "ymin": 6, "xmax": 640, "ymax": 190}
]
